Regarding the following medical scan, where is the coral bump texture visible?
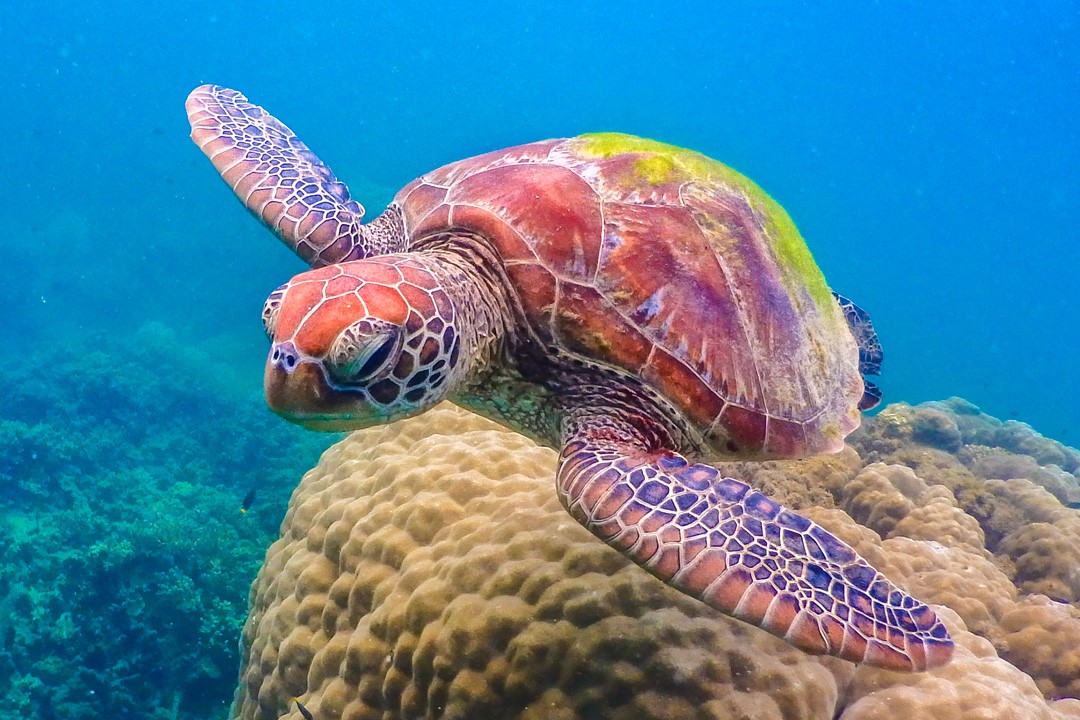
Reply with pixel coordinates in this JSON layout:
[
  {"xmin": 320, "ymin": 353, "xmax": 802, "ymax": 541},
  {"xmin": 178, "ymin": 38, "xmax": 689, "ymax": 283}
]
[{"xmin": 235, "ymin": 402, "xmax": 1080, "ymax": 720}]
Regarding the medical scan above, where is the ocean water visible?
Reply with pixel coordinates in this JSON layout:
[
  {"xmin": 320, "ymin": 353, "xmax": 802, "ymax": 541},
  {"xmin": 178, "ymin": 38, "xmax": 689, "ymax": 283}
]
[
  {"xmin": 2, "ymin": 2, "xmax": 1080, "ymax": 436},
  {"xmin": 1, "ymin": 2, "xmax": 1077, "ymax": 718},
  {"xmin": 3, "ymin": 2, "xmax": 1077, "ymax": 440}
]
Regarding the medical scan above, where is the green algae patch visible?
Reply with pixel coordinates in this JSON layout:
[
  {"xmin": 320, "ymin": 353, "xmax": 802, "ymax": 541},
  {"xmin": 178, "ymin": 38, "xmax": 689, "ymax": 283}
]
[
  {"xmin": 577, "ymin": 132, "xmax": 833, "ymax": 311},
  {"xmin": 759, "ymin": 197, "xmax": 834, "ymax": 313},
  {"xmin": 578, "ymin": 132, "xmax": 682, "ymax": 158},
  {"xmin": 579, "ymin": 132, "xmax": 762, "ymax": 195},
  {"xmin": 578, "ymin": 132, "xmax": 729, "ymax": 186},
  {"xmin": 633, "ymin": 153, "xmax": 680, "ymax": 184}
]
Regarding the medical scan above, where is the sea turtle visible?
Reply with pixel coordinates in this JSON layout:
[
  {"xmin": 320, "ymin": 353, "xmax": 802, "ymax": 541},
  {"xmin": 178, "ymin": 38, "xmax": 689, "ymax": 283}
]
[{"xmin": 187, "ymin": 85, "xmax": 952, "ymax": 671}]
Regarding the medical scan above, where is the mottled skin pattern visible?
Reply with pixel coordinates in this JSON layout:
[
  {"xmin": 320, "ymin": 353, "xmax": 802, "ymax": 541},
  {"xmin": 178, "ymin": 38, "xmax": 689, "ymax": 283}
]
[
  {"xmin": 834, "ymin": 292, "xmax": 884, "ymax": 411},
  {"xmin": 188, "ymin": 85, "xmax": 953, "ymax": 671},
  {"xmin": 186, "ymin": 86, "xmax": 405, "ymax": 265}
]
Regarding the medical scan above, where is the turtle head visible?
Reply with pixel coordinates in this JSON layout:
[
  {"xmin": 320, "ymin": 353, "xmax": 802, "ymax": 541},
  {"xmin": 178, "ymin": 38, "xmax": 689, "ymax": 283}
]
[{"xmin": 260, "ymin": 259, "xmax": 463, "ymax": 431}]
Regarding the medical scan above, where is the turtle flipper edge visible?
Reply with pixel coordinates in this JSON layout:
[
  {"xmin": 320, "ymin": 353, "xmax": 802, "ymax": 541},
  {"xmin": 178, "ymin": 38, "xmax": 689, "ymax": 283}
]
[
  {"xmin": 556, "ymin": 420, "xmax": 953, "ymax": 671},
  {"xmin": 186, "ymin": 85, "xmax": 403, "ymax": 265}
]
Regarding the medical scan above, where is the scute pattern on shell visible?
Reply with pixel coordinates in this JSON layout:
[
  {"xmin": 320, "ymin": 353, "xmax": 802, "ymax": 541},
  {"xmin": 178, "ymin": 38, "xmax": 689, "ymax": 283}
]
[{"xmin": 393, "ymin": 135, "xmax": 862, "ymax": 458}]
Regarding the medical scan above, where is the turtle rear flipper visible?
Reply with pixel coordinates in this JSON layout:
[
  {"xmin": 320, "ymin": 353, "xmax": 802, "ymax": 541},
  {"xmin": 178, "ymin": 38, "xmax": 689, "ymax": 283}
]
[
  {"xmin": 186, "ymin": 85, "xmax": 404, "ymax": 265},
  {"xmin": 833, "ymin": 292, "xmax": 883, "ymax": 410}
]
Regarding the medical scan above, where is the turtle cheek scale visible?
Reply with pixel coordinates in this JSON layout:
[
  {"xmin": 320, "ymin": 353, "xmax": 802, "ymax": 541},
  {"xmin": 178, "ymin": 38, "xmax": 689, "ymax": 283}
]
[{"xmin": 260, "ymin": 284, "xmax": 288, "ymax": 340}]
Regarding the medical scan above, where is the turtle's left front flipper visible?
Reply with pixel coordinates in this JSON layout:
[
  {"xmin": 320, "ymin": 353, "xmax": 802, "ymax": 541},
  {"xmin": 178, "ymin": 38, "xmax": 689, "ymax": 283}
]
[
  {"xmin": 186, "ymin": 85, "xmax": 403, "ymax": 266},
  {"xmin": 556, "ymin": 423, "xmax": 953, "ymax": 671}
]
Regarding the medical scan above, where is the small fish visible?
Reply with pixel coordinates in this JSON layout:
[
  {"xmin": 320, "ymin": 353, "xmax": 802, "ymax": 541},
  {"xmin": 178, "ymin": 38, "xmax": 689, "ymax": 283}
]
[
  {"xmin": 1066, "ymin": 500, "xmax": 1080, "ymax": 510},
  {"xmin": 241, "ymin": 489, "xmax": 257, "ymax": 514},
  {"xmin": 293, "ymin": 698, "xmax": 314, "ymax": 720}
]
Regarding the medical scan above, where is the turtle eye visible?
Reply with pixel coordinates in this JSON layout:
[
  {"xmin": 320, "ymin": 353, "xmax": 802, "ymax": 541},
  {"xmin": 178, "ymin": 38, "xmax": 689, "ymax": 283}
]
[
  {"xmin": 327, "ymin": 321, "xmax": 403, "ymax": 385},
  {"xmin": 262, "ymin": 285, "xmax": 288, "ymax": 342}
]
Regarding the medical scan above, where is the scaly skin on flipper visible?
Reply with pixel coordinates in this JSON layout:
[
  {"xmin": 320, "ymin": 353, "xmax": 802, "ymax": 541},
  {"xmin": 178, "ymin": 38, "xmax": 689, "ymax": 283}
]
[
  {"xmin": 192, "ymin": 85, "xmax": 954, "ymax": 671},
  {"xmin": 833, "ymin": 292, "xmax": 884, "ymax": 410},
  {"xmin": 186, "ymin": 85, "xmax": 405, "ymax": 265},
  {"xmin": 558, "ymin": 398, "xmax": 952, "ymax": 671}
]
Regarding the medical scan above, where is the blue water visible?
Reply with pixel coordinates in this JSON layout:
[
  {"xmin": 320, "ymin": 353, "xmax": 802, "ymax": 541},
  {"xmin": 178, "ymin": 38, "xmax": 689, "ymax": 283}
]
[
  {"xmin": 1, "ymin": 4, "xmax": 1077, "ymax": 717},
  {"xmin": 3, "ymin": 2, "xmax": 1076, "ymax": 440}
]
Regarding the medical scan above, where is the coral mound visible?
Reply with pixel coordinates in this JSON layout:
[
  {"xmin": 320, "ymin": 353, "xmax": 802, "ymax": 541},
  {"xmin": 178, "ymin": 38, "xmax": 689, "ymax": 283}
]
[{"xmin": 236, "ymin": 401, "xmax": 1080, "ymax": 720}]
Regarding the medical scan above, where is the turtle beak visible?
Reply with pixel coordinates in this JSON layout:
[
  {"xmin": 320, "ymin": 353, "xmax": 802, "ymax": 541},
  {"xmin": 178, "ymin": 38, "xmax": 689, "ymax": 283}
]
[
  {"xmin": 265, "ymin": 342, "xmax": 330, "ymax": 419},
  {"xmin": 264, "ymin": 341, "xmax": 372, "ymax": 431}
]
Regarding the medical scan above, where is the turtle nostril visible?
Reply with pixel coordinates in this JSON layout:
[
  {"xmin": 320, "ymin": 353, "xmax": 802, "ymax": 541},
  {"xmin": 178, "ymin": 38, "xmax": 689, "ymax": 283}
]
[{"xmin": 270, "ymin": 343, "xmax": 302, "ymax": 373}]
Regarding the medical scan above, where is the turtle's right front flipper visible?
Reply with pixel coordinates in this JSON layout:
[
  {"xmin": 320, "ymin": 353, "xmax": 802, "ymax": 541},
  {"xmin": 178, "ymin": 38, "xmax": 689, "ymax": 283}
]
[
  {"xmin": 833, "ymin": 292, "xmax": 883, "ymax": 410},
  {"xmin": 186, "ymin": 85, "xmax": 403, "ymax": 265},
  {"xmin": 557, "ymin": 415, "xmax": 953, "ymax": 671}
]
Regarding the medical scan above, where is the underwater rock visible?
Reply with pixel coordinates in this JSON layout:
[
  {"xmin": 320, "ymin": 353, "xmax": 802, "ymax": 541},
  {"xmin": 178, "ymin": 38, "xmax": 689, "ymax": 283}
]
[{"xmin": 235, "ymin": 401, "xmax": 1080, "ymax": 720}]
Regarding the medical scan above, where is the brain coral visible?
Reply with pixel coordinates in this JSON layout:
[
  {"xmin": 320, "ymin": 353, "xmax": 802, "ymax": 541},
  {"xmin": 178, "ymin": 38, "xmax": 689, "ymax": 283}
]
[{"xmin": 236, "ymin": 402, "xmax": 1080, "ymax": 720}]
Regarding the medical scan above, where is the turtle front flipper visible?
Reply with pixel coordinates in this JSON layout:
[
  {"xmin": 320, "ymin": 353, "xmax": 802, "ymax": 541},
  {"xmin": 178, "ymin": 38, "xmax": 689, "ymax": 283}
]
[
  {"xmin": 186, "ymin": 85, "xmax": 404, "ymax": 265},
  {"xmin": 557, "ymin": 414, "xmax": 953, "ymax": 671}
]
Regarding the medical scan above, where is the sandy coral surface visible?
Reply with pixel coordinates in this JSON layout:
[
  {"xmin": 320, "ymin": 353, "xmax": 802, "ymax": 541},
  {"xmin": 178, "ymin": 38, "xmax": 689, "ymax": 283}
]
[{"xmin": 235, "ymin": 400, "xmax": 1080, "ymax": 720}]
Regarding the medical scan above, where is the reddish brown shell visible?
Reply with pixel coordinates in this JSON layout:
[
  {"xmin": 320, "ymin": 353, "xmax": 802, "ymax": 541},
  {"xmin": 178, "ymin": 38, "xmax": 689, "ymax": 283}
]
[{"xmin": 395, "ymin": 134, "xmax": 863, "ymax": 458}]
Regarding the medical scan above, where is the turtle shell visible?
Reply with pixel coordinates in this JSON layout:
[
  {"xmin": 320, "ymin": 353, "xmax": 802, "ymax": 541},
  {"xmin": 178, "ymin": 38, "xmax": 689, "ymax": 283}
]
[{"xmin": 394, "ymin": 134, "xmax": 863, "ymax": 458}]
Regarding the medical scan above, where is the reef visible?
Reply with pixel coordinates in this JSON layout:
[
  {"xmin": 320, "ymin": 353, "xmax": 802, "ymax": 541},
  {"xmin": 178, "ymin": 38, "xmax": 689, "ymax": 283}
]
[
  {"xmin": 234, "ymin": 398, "xmax": 1080, "ymax": 720},
  {"xmin": 0, "ymin": 323, "xmax": 333, "ymax": 720}
]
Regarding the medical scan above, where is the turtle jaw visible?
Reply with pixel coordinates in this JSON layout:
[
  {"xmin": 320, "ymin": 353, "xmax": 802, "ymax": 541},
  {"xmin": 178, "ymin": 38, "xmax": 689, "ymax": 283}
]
[{"xmin": 273, "ymin": 411, "xmax": 374, "ymax": 433}]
